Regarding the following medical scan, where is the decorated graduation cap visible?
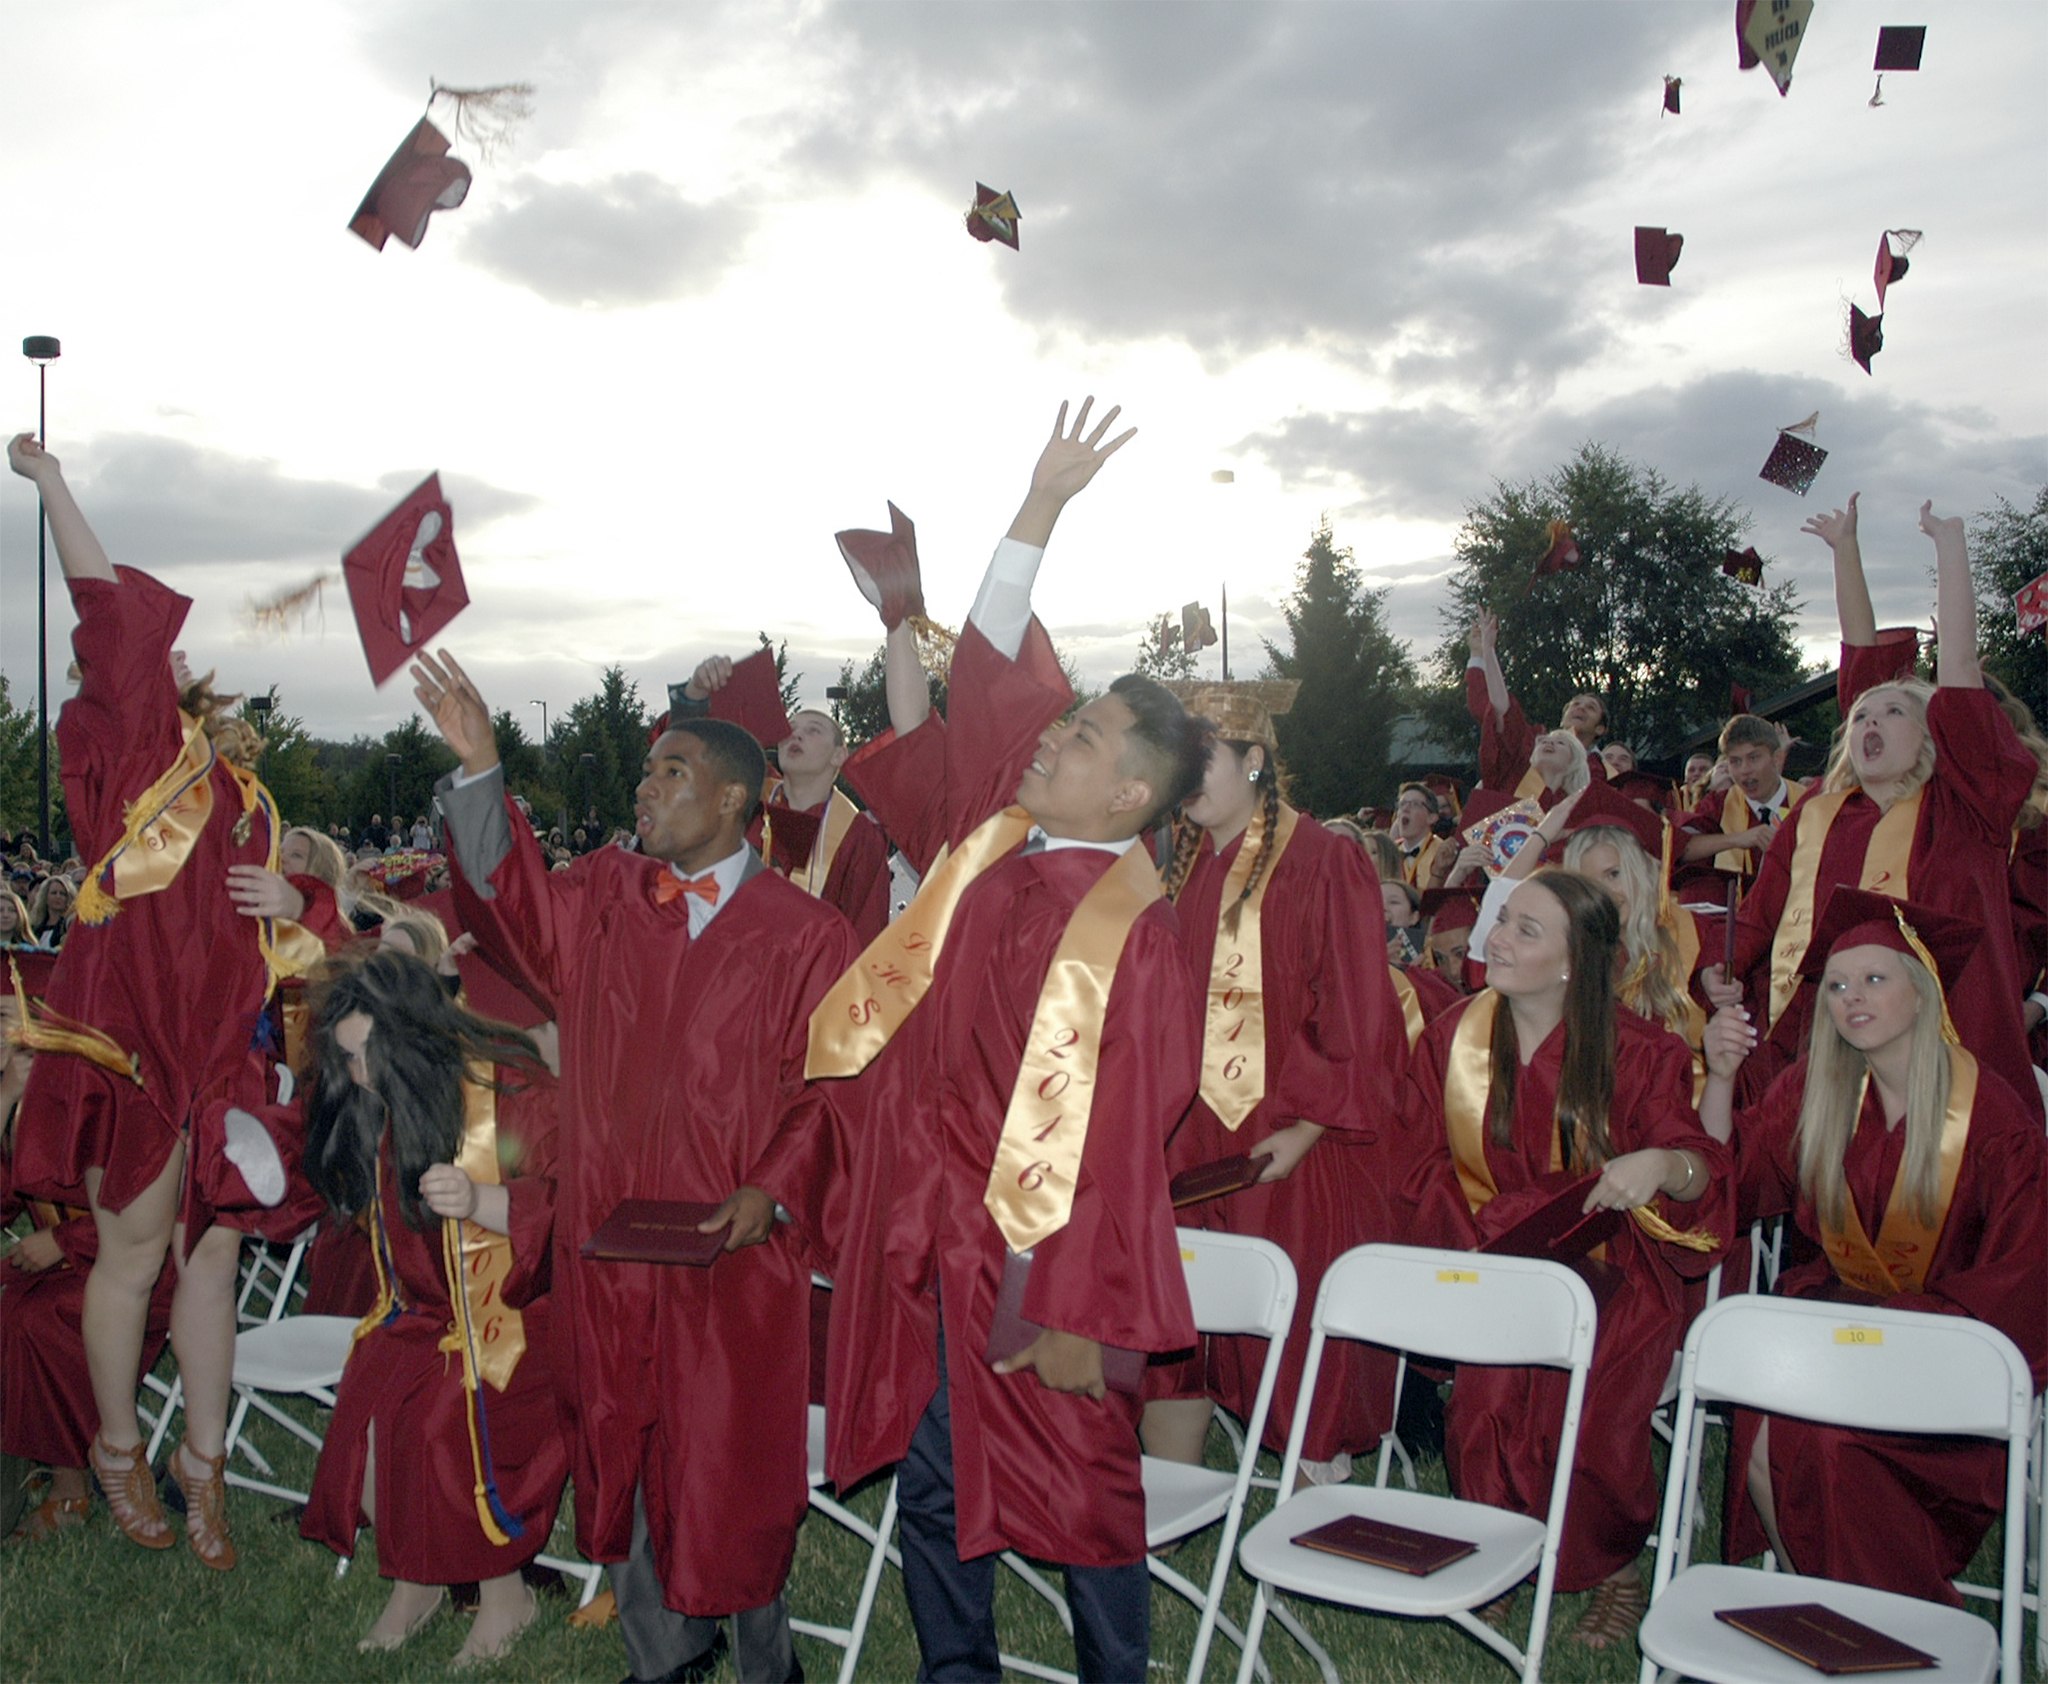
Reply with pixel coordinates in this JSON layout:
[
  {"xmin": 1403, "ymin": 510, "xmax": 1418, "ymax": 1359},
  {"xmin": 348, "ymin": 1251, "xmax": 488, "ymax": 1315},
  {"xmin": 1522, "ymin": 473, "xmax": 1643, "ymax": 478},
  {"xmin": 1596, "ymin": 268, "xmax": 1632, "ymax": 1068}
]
[
  {"xmin": 1182, "ymin": 601, "xmax": 1219, "ymax": 652},
  {"xmin": 1723, "ymin": 546, "xmax": 1765, "ymax": 586},
  {"xmin": 1873, "ymin": 25, "xmax": 1926, "ymax": 71},
  {"xmin": 1759, "ymin": 415, "xmax": 1827, "ymax": 495},
  {"xmin": 1418, "ymin": 884, "xmax": 1483, "ymax": 934},
  {"xmin": 1165, "ymin": 680, "xmax": 1299, "ymax": 751},
  {"xmin": 1634, "ymin": 226, "xmax": 1684, "ymax": 286},
  {"xmin": 702, "ymin": 648, "xmax": 793, "ymax": 748},
  {"xmin": 1800, "ymin": 886, "xmax": 1978, "ymax": 1043},
  {"xmin": 1848, "ymin": 304, "xmax": 1884, "ymax": 375},
  {"xmin": 2016, "ymin": 570, "xmax": 2048, "ymax": 636},
  {"xmin": 349, "ymin": 82, "xmax": 532, "ymax": 253},
  {"xmin": 1737, "ymin": 0, "xmax": 1814, "ymax": 95},
  {"xmin": 343, "ymin": 473, "xmax": 469, "ymax": 686},
  {"xmin": 964, "ymin": 183, "xmax": 1021, "ymax": 249},
  {"xmin": 1662, "ymin": 75, "xmax": 1682, "ymax": 116},
  {"xmin": 1874, "ymin": 229, "xmax": 1920, "ymax": 307}
]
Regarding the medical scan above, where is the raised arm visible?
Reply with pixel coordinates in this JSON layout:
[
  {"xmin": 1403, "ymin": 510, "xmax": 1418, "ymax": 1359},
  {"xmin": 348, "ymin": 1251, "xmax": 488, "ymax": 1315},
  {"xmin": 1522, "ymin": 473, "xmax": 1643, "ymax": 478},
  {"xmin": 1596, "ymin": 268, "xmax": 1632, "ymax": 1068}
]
[
  {"xmin": 883, "ymin": 620, "xmax": 931, "ymax": 734},
  {"xmin": 1921, "ymin": 501, "xmax": 1979, "ymax": 688},
  {"xmin": 7, "ymin": 434, "xmax": 115, "ymax": 583},
  {"xmin": 969, "ymin": 396, "xmax": 1136, "ymax": 659},
  {"xmin": 1468, "ymin": 611, "xmax": 1510, "ymax": 717},
  {"xmin": 1802, "ymin": 494, "xmax": 1875, "ymax": 648}
]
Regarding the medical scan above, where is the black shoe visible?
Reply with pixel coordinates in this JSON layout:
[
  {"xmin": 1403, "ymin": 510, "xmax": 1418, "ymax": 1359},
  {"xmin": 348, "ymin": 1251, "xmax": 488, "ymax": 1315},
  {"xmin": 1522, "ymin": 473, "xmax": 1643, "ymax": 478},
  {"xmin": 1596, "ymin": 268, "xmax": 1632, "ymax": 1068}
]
[
  {"xmin": 785, "ymin": 1658, "xmax": 804, "ymax": 1684},
  {"xmin": 620, "ymin": 1625, "xmax": 729, "ymax": 1684}
]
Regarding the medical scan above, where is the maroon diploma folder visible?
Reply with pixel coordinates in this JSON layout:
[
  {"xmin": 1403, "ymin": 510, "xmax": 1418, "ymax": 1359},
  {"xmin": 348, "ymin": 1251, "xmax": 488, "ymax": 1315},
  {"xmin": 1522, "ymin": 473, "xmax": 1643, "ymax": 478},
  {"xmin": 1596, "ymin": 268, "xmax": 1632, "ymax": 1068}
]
[
  {"xmin": 1478, "ymin": 1176, "xmax": 1624, "ymax": 1307},
  {"xmin": 984, "ymin": 1249, "xmax": 1145, "ymax": 1394},
  {"xmin": 1713, "ymin": 1603, "xmax": 1938, "ymax": 1674},
  {"xmin": 1170, "ymin": 1153, "xmax": 1266, "ymax": 1209},
  {"xmin": 1291, "ymin": 1513, "xmax": 1478, "ymax": 1575},
  {"xmin": 581, "ymin": 1199, "xmax": 727, "ymax": 1267}
]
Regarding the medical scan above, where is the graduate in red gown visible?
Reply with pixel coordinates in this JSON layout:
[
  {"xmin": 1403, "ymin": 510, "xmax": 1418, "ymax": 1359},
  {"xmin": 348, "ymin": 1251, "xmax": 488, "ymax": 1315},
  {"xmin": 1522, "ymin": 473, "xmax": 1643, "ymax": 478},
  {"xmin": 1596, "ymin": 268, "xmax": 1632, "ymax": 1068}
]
[
  {"xmin": 1700, "ymin": 891, "xmax": 2047, "ymax": 1605},
  {"xmin": 414, "ymin": 649, "xmax": 855, "ymax": 1684},
  {"xmin": 734, "ymin": 399, "xmax": 1208, "ymax": 1682},
  {"xmin": 3, "ymin": 433, "xmax": 329, "ymax": 1573},
  {"xmin": 1706, "ymin": 500, "xmax": 2039, "ymax": 1114},
  {"xmin": 0, "ymin": 997, "xmax": 175, "ymax": 1542},
  {"xmin": 1140, "ymin": 683, "xmax": 1410, "ymax": 1484},
  {"xmin": 674, "ymin": 657, "xmax": 892, "ymax": 943},
  {"xmin": 295, "ymin": 949, "xmax": 566, "ymax": 1665},
  {"xmin": 1401, "ymin": 870, "xmax": 1731, "ymax": 1646},
  {"xmin": 1463, "ymin": 609, "xmax": 1608, "ymax": 797}
]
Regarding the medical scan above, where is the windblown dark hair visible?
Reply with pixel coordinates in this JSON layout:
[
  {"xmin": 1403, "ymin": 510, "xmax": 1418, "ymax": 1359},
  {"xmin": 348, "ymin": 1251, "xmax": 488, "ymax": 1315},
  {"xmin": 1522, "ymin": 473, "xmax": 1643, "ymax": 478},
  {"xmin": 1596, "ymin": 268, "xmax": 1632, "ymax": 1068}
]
[
  {"xmin": 1109, "ymin": 674, "xmax": 1211, "ymax": 830},
  {"xmin": 1485, "ymin": 869, "xmax": 1620, "ymax": 1165},
  {"xmin": 302, "ymin": 947, "xmax": 542, "ymax": 1232},
  {"xmin": 666, "ymin": 717, "xmax": 768, "ymax": 810}
]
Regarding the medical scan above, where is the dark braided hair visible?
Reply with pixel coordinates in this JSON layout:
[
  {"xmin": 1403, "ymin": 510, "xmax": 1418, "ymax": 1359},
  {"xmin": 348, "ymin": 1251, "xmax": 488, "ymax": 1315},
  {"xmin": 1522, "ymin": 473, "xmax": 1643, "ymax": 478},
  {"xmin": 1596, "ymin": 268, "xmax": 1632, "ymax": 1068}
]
[
  {"xmin": 303, "ymin": 947, "xmax": 543, "ymax": 1232},
  {"xmin": 1222, "ymin": 750, "xmax": 1285, "ymax": 938}
]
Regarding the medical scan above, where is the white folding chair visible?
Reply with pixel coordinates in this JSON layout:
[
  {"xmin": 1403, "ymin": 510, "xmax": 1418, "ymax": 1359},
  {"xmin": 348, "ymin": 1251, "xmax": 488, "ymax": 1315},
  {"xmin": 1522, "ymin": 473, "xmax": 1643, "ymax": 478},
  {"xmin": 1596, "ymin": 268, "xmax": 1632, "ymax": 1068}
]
[
  {"xmin": 1639, "ymin": 1295, "xmax": 2035, "ymax": 1684},
  {"xmin": 1233, "ymin": 1244, "xmax": 1597, "ymax": 1684}
]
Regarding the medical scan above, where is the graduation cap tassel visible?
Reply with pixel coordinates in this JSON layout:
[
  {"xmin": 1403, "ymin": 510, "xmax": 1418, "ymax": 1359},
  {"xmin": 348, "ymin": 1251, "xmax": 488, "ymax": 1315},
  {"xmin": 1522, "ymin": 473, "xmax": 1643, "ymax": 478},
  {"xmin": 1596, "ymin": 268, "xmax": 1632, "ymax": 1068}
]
[
  {"xmin": 427, "ymin": 80, "xmax": 534, "ymax": 157},
  {"xmin": 441, "ymin": 1217, "xmax": 525, "ymax": 1546}
]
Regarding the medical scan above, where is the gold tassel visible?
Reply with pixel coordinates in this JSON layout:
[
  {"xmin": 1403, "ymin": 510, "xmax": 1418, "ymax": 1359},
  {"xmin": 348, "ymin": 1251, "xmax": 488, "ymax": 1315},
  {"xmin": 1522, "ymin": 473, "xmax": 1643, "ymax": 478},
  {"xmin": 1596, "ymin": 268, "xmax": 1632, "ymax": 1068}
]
[
  {"xmin": 908, "ymin": 613, "xmax": 958, "ymax": 682},
  {"xmin": 1890, "ymin": 905, "xmax": 1961, "ymax": 1046},
  {"xmin": 7, "ymin": 958, "xmax": 144, "ymax": 1086},
  {"xmin": 73, "ymin": 873, "xmax": 120, "ymax": 926},
  {"xmin": 428, "ymin": 80, "xmax": 534, "ymax": 157},
  {"xmin": 1630, "ymin": 1204, "xmax": 1719, "ymax": 1252},
  {"xmin": 441, "ymin": 1217, "xmax": 515, "ymax": 1547}
]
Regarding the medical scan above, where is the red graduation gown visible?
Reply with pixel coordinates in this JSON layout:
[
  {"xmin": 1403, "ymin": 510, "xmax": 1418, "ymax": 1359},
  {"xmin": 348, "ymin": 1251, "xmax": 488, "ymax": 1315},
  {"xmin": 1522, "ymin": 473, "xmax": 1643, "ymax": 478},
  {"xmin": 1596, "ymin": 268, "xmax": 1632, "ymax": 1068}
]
[
  {"xmin": 453, "ymin": 825, "xmax": 854, "ymax": 1613},
  {"xmin": 1159, "ymin": 818, "xmax": 1411, "ymax": 1460},
  {"xmin": 0, "ymin": 1191, "xmax": 175, "ymax": 1467},
  {"xmin": 1464, "ymin": 668, "xmax": 1605, "ymax": 794},
  {"xmin": 301, "ymin": 1079, "xmax": 568, "ymax": 1583},
  {"xmin": 1724, "ymin": 1061, "xmax": 2048, "ymax": 1603},
  {"xmin": 752, "ymin": 620, "xmax": 1200, "ymax": 1568},
  {"xmin": 771, "ymin": 791, "xmax": 891, "ymax": 947},
  {"xmin": 1401, "ymin": 1000, "xmax": 1732, "ymax": 1592},
  {"xmin": 1724, "ymin": 688, "xmax": 2038, "ymax": 1111},
  {"xmin": 14, "ymin": 570, "xmax": 282, "ymax": 1217}
]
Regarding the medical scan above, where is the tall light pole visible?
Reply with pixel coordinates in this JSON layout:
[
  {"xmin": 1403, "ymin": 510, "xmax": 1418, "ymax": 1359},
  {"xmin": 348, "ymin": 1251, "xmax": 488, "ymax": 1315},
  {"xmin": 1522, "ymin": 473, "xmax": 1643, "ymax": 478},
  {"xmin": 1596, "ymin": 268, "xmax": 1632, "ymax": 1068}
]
[
  {"xmin": 528, "ymin": 699, "xmax": 547, "ymax": 764},
  {"xmin": 22, "ymin": 336, "xmax": 60, "ymax": 856}
]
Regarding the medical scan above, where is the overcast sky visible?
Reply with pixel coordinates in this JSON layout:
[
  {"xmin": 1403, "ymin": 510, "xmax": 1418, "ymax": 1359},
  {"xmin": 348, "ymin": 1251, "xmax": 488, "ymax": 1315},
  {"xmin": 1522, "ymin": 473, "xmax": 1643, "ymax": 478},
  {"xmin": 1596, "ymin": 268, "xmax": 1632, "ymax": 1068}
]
[{"xmin": 3, "ymin": 0, "xmax": 2044, "ymax": 751}]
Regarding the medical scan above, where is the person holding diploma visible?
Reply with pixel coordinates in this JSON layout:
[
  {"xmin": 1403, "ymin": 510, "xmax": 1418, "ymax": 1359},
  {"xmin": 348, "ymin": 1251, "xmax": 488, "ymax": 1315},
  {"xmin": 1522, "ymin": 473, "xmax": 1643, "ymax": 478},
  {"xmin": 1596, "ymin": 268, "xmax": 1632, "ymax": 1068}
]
[
  {"xmin": 1140, "ymin": 687, "xmax": 1410, "ymax": 1487},
  {"xmin": 413, "ymin": 645, "xmax": 855, "ymax": 1684},
  {"xmin": 1700, "ymin": 890, "xmax": 2046, "ymax": 1605},
  {"xmin": 297, "ymin": 948, "xmax": 566, "ymax": 1666},
  {"xmin": 1400, "ymin": 869, "xmax": 1730, "ymax": 1647}
]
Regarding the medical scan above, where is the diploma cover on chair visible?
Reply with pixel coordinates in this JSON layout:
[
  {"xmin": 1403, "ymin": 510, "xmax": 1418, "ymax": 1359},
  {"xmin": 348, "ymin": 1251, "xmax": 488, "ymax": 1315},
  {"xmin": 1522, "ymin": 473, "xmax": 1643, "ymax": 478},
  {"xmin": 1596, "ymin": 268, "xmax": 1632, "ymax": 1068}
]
[
  {"xmin": 1714, "ymin": 1603, "xmax": 1937, "ymax": 1674},
  {"xmin": 1290, "ymin": 1514, "xmax": 1479, "ymax": 1576}
]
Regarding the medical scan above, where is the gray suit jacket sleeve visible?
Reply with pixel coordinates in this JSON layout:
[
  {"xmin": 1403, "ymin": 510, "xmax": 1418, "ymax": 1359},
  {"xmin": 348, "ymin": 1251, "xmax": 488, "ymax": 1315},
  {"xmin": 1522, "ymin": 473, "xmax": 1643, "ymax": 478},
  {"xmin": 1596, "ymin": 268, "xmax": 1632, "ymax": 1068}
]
[{"xmin": 434, "ymin": 767, "xmax": 515, "ymax": 900}]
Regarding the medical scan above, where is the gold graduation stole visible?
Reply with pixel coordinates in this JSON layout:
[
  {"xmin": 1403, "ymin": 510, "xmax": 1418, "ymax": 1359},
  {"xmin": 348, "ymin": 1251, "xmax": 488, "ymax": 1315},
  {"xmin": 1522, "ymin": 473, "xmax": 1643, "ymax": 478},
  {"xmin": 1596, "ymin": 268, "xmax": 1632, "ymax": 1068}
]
[
  {"xmin": 1398, "ymin": 832, "xmax": 1441, "ymax": 889},
  {"xmin": 777, "ymin": 788, "xmax": 861, "ymax": 898},
  {"xmin": 1196, "ymin": 802, "xmax": 1300, "ymax": 1130},
  {"xmin": 1767, "ymin": 787, "xmax": 1922, "ymax": 1030},
  {"xmin": 806, "ymin": 806, "xmax": 1034, "ymax": 1078},
  {"xmin": 1441, "ymin": 991, "xmax": 1718, "ymax": 1251},
  {"xmin": 1712, "ymin": 779, "xmax": 1806, "ymax": 877},
  {"xmin": 984, "ymin": 845, "xmax": 1163, "ymax": 1252},
  {"xmin": 352, "ymin": 1071, "xmax": 527, "ymax": 1545},
  {"xmin": 6, "ymin": 952, "xmax": 144, "ymax": 1086},
  {"xmin": 1388, "ymin": 966, "xmax": 1425, "ymax": 1050},
  {"xmin": 1819, "ymin": 1048, "xmax": 1975, "ymax": 1297},
  {"xmin": 1513, "ymin": 768, "xmax": 1545, "ymax": 802}
]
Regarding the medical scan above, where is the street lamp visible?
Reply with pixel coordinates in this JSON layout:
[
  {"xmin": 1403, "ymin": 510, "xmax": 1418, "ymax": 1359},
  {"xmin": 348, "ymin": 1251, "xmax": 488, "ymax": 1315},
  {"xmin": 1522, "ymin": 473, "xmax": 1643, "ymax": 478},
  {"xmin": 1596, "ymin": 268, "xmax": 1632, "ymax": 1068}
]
[
  {"xmin": 245, "ymin": 690, "xmax": 275, "ymax": 782},
  {"xmin": 528, "ymin": 699, "xmax": 548, "ymax": 762},
  {"xmin": 22, "ymin": 336, "xmax": 60, "ymax": 856},
  {"xmin": 578, "ymin": 752, "xmax": 595, "ymax": 832}
]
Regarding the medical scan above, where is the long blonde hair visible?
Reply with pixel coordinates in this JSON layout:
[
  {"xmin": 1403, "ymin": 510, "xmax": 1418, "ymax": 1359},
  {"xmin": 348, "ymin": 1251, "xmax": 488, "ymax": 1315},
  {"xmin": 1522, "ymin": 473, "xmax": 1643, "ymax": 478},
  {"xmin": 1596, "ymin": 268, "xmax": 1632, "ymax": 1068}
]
[
  {"xmin": 1561, "ymin": 825, "xmax": 1688, "ymax": 1034},
  {"xmin": 1794, "ymin": 948, "xmax": 1950, "ymax": 1229},
  {"xmin": 1535, "ymin": 729, "xmax": 1592, "ymax": 797},
  {"xmin": 1822, "ymin": 679, "xmax": 1936, "ymax": 797}
]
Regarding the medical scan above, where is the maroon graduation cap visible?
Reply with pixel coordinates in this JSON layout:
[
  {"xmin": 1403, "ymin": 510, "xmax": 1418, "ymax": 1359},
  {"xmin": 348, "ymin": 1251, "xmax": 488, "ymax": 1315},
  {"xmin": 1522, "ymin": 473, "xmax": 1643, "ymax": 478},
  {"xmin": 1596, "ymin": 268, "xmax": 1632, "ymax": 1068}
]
[
  {"xmin": 349, "ymin": 118, "xmax": 472, "ymax": 251},
  {"xmin": 1758, "ymin": 426, "xmax": 1827, "ymax": 495},
  {"xmin": 2015, "ymin": 571, "xmax": 2048, "ymax": 636},
  {"xmin": 1634, "ymin": 227, "xmax": 1684, "ymax": 286},
  {"xmin": 964, "ymin": 183, "xmax": 1020, "ymax": 249},
  {"xmin": 1873, "ymin": 26, "xmax": 1926, "ymax": 71},
  {"xmin": 1661, "ymin": 75, "xmax": 1682, "ymax": 116},
  {"xmin": 1722, "ymin": 547, "xmax": 1765, "ymax": 586},
  {"xmin": 1559, "ymin": 774, "xmax": 1669, "ymax": 860},
  {"xmin": 1730, "ymin": 681, "xmax": 1755, "ymax": 714},
  {"xmin": 705, "ymin": 648, "xmax": 792, "ymax": 748},
  {"xmin": 1528, "ymin": 519, "xmax": 1582, "ymax": 586},
  {"xmin": 835, "ymin": 502, "xmax": 928, "ymax": 631},
  {"xmin": 343, "ymin": 473, "xmax": 468, "ymax": 686},
  {"xmin": 1848, "ymin": 304, "xmax": 1884, "ymax": 375},
  {"xmin": 1874, "ymin": 230, "xmax": 1920, "ymax": 307}
]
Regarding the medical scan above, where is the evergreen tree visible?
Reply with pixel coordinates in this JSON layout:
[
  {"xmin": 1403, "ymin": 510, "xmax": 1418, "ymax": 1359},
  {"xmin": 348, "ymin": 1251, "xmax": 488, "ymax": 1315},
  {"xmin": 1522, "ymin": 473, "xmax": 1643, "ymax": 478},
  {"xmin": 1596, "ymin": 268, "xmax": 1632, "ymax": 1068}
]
[
  {"xmin": 345, "ymin": 715, "xmax": 457, "ymax": 838},
  {"xmin": 1969, "ymin": 485, "xmax": 2048, "ymax": 718},
  {"xmin": 243, "ymin": 701, "xmax": 339, "ymax": 829},
  {"xmin": 1263, "ymin": 521, "xmax": 1416, "ymax": 815},
  {"xmin": 553, "ymin": 666, "xmax": 652, "ymax": 832},
  {"xmin": 1423, "ymin": 444, "xmax": 1808, "ymax": 760}
]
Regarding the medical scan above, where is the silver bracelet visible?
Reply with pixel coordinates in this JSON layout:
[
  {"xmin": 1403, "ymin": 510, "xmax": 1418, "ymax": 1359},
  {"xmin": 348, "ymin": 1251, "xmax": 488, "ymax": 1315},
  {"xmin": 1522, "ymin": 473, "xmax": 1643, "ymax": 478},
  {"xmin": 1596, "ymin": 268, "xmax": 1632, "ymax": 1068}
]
[{"xmin": 1675, "ymin": 1150, "xmax": 1698, "ymax": 1195}]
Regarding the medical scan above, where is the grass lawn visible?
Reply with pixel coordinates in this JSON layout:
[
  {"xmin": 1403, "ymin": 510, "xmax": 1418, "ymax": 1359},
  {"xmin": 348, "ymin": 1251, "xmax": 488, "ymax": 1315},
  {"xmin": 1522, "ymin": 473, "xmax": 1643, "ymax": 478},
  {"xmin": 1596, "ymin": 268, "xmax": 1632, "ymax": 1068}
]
[{"xmin": 1, "ymin": 1358, "xmax": 2037, "ymax": 1682}]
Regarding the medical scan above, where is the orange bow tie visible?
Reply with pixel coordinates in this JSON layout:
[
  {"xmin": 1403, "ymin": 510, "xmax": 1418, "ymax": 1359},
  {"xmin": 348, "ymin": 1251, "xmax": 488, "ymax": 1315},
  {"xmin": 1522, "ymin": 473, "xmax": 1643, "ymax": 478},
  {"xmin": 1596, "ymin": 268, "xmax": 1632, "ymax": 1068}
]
[{"xmin": 654, "ymin": 872, "xmax": 720, "ymax": 907}]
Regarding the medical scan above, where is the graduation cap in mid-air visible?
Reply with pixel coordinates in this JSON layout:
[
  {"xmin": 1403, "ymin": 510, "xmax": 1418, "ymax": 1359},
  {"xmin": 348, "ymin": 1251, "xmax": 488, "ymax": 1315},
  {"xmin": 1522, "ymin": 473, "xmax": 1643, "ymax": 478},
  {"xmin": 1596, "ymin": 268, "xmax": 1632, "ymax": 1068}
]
[
  {"xmin": 2015, "ymin": 571, "xmax": 2048, "ymax": 636},
  {"xmin": 964, "ymin": 183, "xmax": 1021, "ymax": 249},
  {"xmin": 1737, "ymin": 0, "xmax": 1815, "ymax": 95},
  {"xmin": 1874, "ymin": 229, "xmax": 1921, "ymax": 307},
  {"xmin": 1634, "ymin": 226, "xmax": 1684, "ymax": 286},
  {"xmin": 1722, "ymin": 547, "xmax": 1765, "ymax": 586},
  {"xmin": 1661, "ymin": 75, "xmax": 1682, "ymax": 115},
  {"xmin": 349, "ymin": 82, "xmax": 533, "ymax": 253},
  {"xmin": 343, "ymin": 473, "xmax": 469, "ymax": 686},
  {"xmin": 1848, "ymin": 304, "xmax": 1885, "ymax": 374},
  {"xmin": 1873, "ymin": 26, "xmax": 1926, "ymax": 71},
  {"xmin": 1529, "ymin": 519, "xmax": 1582, "ymax": 584},
  {"xmin": 1758, "ymin": 416, "xmax": 1827, "ymax": 495}
]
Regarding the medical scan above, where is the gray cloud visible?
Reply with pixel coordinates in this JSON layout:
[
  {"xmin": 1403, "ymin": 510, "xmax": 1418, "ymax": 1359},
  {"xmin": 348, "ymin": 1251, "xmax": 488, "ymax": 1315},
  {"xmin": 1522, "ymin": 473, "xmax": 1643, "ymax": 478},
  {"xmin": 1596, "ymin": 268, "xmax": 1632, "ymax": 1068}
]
[{"xmin": 460, "ymin": 173, "xmax": 755, "ymax": 308}]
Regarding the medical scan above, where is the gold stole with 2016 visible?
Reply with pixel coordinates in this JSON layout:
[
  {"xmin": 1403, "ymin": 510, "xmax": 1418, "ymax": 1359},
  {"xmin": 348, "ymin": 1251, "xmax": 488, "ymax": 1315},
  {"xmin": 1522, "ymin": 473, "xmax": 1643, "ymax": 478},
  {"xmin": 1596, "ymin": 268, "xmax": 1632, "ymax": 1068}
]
[
  {"xmin": 804, "ymin": 805, "xmax": 1162, "ymax": 1252},
  {"xmin": 353, "ymin": 1069, "xmax": 529, "ymax": 1546}
]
